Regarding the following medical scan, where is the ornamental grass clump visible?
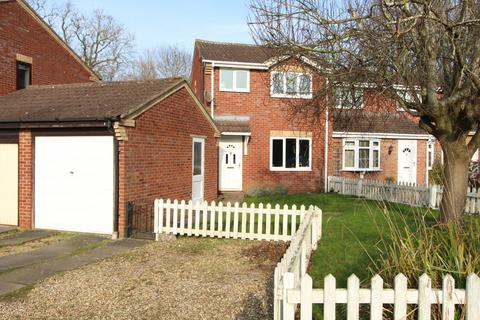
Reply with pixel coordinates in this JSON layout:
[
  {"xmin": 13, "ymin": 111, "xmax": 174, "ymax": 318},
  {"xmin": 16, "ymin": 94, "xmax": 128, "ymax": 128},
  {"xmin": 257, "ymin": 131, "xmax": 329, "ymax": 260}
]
[{"xmin": 369, "ymin": 204, "xmax": 480, "ymax": 319}]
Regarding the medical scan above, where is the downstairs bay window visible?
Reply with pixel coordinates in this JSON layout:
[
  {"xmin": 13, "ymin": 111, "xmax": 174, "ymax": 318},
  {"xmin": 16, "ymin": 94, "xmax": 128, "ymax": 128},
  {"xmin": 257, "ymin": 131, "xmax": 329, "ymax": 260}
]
[
  {"xmin": 343, "ymin": 139, "xmax": 380, "ymax": 171},
  {"xmin": 270, "ymin": 137, "xmax": 312, "ymax": 171}
]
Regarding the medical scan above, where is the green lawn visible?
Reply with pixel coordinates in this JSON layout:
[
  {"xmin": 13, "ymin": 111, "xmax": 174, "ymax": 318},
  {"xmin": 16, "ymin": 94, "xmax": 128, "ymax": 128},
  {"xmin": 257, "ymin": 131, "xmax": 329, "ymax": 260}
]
[{"xmin": 245, "ymin": 192, "xmax": 436, "ymax": 287}]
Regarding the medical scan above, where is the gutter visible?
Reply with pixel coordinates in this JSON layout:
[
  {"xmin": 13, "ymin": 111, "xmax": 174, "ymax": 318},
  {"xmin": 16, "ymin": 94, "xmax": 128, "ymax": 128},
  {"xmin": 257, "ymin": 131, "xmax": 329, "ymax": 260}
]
[{"xmin": 202, "ymin": 59, "xmax": 268, "ymax": 70}]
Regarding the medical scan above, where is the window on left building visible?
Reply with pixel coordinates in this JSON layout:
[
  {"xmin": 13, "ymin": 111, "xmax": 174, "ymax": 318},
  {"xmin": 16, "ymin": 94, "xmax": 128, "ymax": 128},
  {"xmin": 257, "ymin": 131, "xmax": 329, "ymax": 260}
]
[{"xmin": 16, "ymin": 62, "xmax": 31, "ymax": 90}]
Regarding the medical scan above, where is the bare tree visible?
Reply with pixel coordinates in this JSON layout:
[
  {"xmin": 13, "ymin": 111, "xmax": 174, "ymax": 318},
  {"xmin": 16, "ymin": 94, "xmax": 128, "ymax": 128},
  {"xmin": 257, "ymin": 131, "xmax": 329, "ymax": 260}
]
[
  {"xmin": 27, "ymin": 0, "xmax": 135, "ymax": 80},
  {"xmin": 249, "ymin": 0, "xmax": 480, "ymax": 223},
  {"xmin": 125, "ymin": 46, "xmax": 192, "ymax": 80}
]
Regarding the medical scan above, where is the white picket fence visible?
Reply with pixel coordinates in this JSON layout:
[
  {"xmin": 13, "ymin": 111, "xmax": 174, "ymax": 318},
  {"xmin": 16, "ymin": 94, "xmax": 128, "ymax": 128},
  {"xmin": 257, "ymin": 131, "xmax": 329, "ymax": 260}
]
[
  {"xmin": 282, "ymin": 272, "xmax": 480, "ymax": 320},
  {"xmin": 328, "ymin": 176, "xmax": 480, "ymax": 214},
  {"xmin": 153, "ymin": 199, "xmax": 320, "ymax": 242}
]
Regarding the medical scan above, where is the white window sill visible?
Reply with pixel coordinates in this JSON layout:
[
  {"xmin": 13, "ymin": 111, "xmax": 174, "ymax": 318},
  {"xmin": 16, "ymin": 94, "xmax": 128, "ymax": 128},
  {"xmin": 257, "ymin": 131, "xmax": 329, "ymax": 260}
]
[
  {"xmin": 219, "ymin": 88, "xmax": 250, "ymax": 93},
  {"xmin": 271, "ymin": 93, "xmax": 312, "ymax": 100},
  {"xmin": 341, "ymin": 168, "xmax": 382, "ymax": 172},
  {"xmin": 270, "ymin": 167, "xmax": 312, "ymax": 172}
]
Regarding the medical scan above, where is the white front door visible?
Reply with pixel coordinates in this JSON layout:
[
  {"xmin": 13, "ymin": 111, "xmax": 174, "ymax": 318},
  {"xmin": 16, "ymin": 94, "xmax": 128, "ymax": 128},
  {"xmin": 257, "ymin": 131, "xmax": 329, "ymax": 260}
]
[
  {"xmin": 192, "ymin": 137, "xmax": 205, "ymax": 204},
  {"xmin": 35, "ymin": 136, "xmax": 114, "ymax": 234},
  {"xmin": 398, "ymin": 140, "xmax": 417, "ymax": 184},
  {"xmin": 0, "ymin": 144, "xmax": 18, "ymax": 226},
  {"xmin": 219, "ymin": 136, "xmax": 243, "ymax": 191}
]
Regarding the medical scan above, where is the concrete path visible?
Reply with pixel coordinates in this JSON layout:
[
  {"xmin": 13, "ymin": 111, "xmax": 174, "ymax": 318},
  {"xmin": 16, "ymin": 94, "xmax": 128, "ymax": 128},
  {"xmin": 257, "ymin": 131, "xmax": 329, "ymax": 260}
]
[
  {"xmin": 0, "ymin": 226, "xmax": 16, "ymax": 235},
  {"xmin": 0, "ymin": 230, "xmax": 55, "ymax": 247},
  {"xmin": 0, "ymin": 238, "xmax": 147, "ymax": 295}
]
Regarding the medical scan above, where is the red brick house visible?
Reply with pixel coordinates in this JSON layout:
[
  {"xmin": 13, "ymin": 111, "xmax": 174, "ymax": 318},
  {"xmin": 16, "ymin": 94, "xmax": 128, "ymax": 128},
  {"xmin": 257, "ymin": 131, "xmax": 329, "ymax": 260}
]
[
  {"xmin": 192, "ymin": 39, "xmax": 330, "ymax": 194},
  {"xmin": 192, "ymin": 39, "xmax": 441, "ymax": 191},
  {"xmin": 0, "ymin": 79, "xmax": 219, "ymax": 237}
]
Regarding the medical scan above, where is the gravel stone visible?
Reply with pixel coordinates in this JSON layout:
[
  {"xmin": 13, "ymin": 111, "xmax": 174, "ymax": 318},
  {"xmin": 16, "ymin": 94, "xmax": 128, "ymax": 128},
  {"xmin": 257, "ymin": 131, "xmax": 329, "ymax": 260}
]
[{"xmin": 0, "ymin": 237, "xmax": 279, "ymax": 319}]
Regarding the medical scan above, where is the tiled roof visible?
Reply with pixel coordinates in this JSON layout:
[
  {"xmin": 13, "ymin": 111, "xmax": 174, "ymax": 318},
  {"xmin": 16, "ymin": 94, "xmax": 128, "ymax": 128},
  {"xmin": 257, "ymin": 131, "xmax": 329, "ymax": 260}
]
[
  {"xmin": 196, "ymin": 39, "xmax": 276, "ymax": 64},
  {"xmin": 0, "ymin": 78, "xmax": 184, "ymax": 123},
  {"xmin": 214, "ymin": 115, "xmax": 251, "ymax": 133},
  {"xmin": 333, "ymin": 111, "xmax": 426, "ymax": 135}
]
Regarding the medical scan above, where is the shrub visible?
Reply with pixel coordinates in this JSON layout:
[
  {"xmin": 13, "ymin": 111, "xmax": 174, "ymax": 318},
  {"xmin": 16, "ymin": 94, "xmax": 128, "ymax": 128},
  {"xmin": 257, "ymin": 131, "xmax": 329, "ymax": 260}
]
[{"xmin": 246, "ymin": 185, "xmax": 289, "ymax": 197}]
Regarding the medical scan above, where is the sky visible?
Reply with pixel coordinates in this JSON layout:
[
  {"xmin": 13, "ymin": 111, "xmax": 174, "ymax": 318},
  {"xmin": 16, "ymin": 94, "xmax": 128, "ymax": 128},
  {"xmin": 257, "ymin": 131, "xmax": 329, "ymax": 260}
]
[{"xmin": 52, "ymin": 0, "xmax": 254, "ymax": 53}]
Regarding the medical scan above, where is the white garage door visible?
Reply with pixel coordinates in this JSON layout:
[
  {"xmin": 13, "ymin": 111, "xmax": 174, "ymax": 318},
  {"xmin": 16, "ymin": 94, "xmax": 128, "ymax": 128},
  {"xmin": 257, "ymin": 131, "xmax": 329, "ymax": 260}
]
[
  {"xmin": 35, "ymin": 136, "xmax": 114, "ymax": 234},
  {"xmin": 0, "ymin": 144, "xmax": 18, "ymax": 226}
]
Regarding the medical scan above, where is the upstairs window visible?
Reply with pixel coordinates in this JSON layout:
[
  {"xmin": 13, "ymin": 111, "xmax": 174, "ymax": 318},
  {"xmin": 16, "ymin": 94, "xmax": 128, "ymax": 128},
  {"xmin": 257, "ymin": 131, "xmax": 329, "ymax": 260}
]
[
  {"xmin": 16, "ymin": 62, "xmax": 31, "ymax": 90},
  {"xmin": 271, "ymin": 71, "xmax": 312, "ymax": 98},
  {"xmin": 396, "ymin": 90, "xmax": 421, "ymax": 111},
  {"xmin": 343, "ymin": 139, "xmax": 380, "ymax": 171},
  {"xmin": 335, "ymin": 87, "xmax": 364, "ymax": 109},
  {"xmin": 270, "ymin": 136, "xmax": 311, "ymax": 171},
  {"xmin": 219, "ymin": 68, "xmax": 249, "ymax": 92}
]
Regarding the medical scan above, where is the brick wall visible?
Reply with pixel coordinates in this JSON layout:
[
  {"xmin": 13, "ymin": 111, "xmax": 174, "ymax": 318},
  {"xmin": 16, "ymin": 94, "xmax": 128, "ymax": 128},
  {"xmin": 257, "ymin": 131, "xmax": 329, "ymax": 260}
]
[
  {"xmin": 119, "ymin": 87, "xmax": 218, "ymax": 236},
  {"xmin": 204, "ymin": 65, "xmax": 329, "ymax": 193},
  {"xmin": 331, "ymin": 137, "xmax": 429, "ymax": 185},
  {"xmin": 18, "ymin": 129, "xmax": 32, "ymax": 229},
  {"xmin": 0, "ymin": 1, "xmax": 95, "ymax": 96}
]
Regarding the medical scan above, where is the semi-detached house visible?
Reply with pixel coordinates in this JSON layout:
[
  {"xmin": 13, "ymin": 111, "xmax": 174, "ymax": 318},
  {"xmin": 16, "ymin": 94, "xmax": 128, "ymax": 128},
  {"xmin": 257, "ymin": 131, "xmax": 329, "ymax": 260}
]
[{"xmin": 192, "ymin": 39, "xmax": 443, "ymax": 193}]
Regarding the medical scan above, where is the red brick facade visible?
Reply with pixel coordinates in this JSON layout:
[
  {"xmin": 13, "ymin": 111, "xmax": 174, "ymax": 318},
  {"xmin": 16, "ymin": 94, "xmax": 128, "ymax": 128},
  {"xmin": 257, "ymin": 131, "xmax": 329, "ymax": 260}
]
[
  {"xmin": 117, "ymin": 87, "xmax": 219, "ymax": 236},
  {"xmin": 197, "ymin": 62, "xmax": 330, "ymax": 193},
  {"xmin": 0, "ymin": 1, "xmax": 96, "ymax": 96}
]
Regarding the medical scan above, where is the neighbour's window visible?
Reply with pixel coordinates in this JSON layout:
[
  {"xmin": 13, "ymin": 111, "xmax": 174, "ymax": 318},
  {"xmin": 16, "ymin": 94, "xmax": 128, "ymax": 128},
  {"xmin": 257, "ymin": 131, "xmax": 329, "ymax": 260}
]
[
  {"xmin": 396, "ymin": 90, "xmax": 421, "ymax": 111},
  {"xmin": 335, "ymin": 87, "xmax": 364, "ymax": 109},
  {"xmin": 427, "ymin": 141, "xmax": 435, "ymax": 170},
  {"xmin": 271, "ymin": 137, "xmax": 311, "ymax": 170},
  {"xmin": 16, "ymin": 62, "xmax": 31, "ymax": 90},
  {"xmin": 270, "ymin": 71, "xmax": 312, "ymax": 98},
  {"xmin": 219, "ymin": 68, "xmax": 249, "ymax": 92},
  {"xmin": 343, "ymin": 139, "xmax": 380, "ymax": 171}
]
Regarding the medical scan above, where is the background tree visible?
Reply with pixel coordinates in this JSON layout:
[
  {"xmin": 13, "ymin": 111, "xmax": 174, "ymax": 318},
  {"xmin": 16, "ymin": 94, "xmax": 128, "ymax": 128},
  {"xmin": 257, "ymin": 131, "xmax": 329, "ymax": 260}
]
[
  {"xmin": 249, "ymin": 0, "xmax": 480, "ymax": 223},
  {"xmin": 125, "ymin": 46, "xmax": 192, "ymax": 80},
  {"xmin": 28, "ymin": 0, "xmax": 135, "ymax": 80}
]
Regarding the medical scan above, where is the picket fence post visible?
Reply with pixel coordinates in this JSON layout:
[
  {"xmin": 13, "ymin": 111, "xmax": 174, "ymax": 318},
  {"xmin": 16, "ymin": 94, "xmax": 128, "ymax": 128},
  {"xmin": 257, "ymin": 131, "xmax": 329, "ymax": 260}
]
[
  {"xmin": 282, "ymin": 272, "xmax": 295, "ymax": 320},
  {"xmin": 466, "ymin": 274, "xmax": 480, "ymax": 320},
  {"xmin": 153, "ymin": 199, "xmax": 160, "ymax": 241}
]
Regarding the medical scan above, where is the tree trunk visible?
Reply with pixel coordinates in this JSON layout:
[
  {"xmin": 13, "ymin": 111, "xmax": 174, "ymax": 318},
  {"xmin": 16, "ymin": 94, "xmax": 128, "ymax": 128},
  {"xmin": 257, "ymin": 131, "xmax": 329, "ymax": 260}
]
[{"xmin": 439, "ymin": 141, "xmax": 470, "ymax": 223}]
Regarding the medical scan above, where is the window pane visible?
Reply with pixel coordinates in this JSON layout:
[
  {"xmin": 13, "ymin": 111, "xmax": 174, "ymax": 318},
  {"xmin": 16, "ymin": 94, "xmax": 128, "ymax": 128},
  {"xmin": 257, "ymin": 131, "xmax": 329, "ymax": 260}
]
[
  {"xmin": 359, "ymin": 149, "xmax": 369, "ymax": 168},
  {"xmin": 285, "ymin": 138, "xmax": 297, "ymax": 168},
  {"xmin": 272, "ymin": 73, "xmax": 284, "ymax": 94},
  {"xmin": 17, "ymin": 63, "xmax": 30, "ymax": 90},
  {"xmin": 220, "ymin": 69, "xmax": 234, "ymax": 89},
  {"xmin": 193, "ymin": 141, "xmax": 202, "ymax": 175},
  {"xmin": 344, "ymin": 150, "xmax": 355, "ymax": 167},
  {"xmin": 235, "ymin": 71, "xmax": 248, "ymax": 90},
  {"xmin": 359, "ymin": 140, "xmax": 369, "ymax": 147},
  {"xmin": 299, "ymin": 139, "xmax": 310, "ymax": 167},
  {"xmin": 373, "ymin": 150, "xmax": 379, "ymax": 168},
  {"xmin": 286, "ymin": 73, "xmax": 297, "ymax": 95},
  {"xmin": 272, "ymin": 139, "xmax": 283, "ymax": 167},
  {"xmin": 345, "ymin": 141, "xmax": 355, "ymax": 147},
  {"xmin": 299, "ymin": 75, "xmax": 310, "ymax": 95}
]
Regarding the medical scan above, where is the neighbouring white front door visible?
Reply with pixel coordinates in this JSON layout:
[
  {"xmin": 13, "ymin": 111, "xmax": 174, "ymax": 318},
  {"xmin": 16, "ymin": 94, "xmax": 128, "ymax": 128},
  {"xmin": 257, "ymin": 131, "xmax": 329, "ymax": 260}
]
[
  {"xmin": 192, "ymin": 137, "xmax": 205, "ymax": 204},
  {"xmin": 0, "ymin": 143, "xmax": 18, "ymax": 226},
  {"xmin": 398, "ymin": 140, "xmax": 417, "ymax": 184},
  {"xmin": 35, "ymin": 136, "xmax": 114, "ymax": 234},
  {"xmin": 219, "ymin": 136, "xmax": 243, "ymax": 191}
]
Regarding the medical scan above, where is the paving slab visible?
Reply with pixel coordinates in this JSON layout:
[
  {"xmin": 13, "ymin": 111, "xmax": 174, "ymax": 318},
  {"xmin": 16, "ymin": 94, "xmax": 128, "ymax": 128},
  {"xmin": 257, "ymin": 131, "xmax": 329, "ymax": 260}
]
[
  {"xmin": 0, "ymin": 226, "xmax": 16, "ymax": 235},
  {"xmin": 0, "ymin": 230, "xmax": 55, "ymax": 247},
  {"xmin": 0, "ymin": 234, "xmax": 107, "ymax": 272},
  {"xmin": 0, "ymin": 239, "xmax": 147, "ymax": 295}
]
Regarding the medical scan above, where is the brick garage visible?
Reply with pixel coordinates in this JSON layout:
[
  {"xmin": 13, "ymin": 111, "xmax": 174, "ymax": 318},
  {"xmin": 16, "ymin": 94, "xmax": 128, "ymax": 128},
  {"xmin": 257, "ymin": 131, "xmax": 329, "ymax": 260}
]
[{"xmin": 0, "ymin": 79, "xmax": 219, "ymax": 237}]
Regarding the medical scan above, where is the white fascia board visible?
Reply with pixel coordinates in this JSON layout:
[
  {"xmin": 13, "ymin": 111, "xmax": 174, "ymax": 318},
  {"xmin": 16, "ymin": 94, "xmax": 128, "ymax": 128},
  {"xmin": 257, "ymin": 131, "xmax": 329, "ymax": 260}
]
[
  {"xmin": 332, "ymin": 131, "xmax": 431, "ymax": 140},
  {"xmin": 221, "ymin": 132, "xmax": 252, "ymax": 136},
  {"xmin": 202, "ymin": 59, "xmax": 268, "ymax": 70}
]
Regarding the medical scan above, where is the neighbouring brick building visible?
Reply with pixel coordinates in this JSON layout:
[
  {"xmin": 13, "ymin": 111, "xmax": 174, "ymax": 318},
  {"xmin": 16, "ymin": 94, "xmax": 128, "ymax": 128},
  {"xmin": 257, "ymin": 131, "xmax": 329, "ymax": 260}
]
[
  {"xmin": 192, "ymin": 39, "xmax": 441, "ymax": 192},
  {"xmin": 0, "ymin": 79, "xmax": 219, "ymax": 237}
]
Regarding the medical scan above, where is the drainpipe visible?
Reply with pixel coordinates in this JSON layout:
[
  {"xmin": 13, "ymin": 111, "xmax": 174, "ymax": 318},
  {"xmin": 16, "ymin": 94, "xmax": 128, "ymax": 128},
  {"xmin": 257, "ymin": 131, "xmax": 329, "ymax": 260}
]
[
  {"xmin": 324, "ymin": 78, "xmax": 330, "ymax": 192},
  {"xmin": 210, "ymin": 61, "xmax": 215, "ymax": 118},
  {"xmin": 107, "ymin": 119, "xmax": 120, "ymax": 239}
]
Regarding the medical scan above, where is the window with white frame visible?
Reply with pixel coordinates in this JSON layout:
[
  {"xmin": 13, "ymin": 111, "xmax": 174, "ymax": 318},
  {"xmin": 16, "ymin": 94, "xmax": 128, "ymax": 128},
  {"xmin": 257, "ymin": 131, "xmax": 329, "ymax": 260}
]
[
  {"xmin": 335, "ymin": 87, "xmax": 364, "ymax": 109},
  {"xmin": 219, "ymin": 68, "xmax": 249, "ymax": 92},
  {"xmin": 396, "ymin": 90, "xmax": 421, "ymax": 111},
  {"xmin": 343, "ymin": 139, "xmax": 380, "ymax": 171},
  {"xmin": 270, "ymin": 137, "xmax": 311, "ymax": 170},
  {"xmin": 271, "ymin": 71, "xmax": 312, "ymax": 98},
  {"xmin": 427, "ymin": 141, "xmax": 435, "ymax": 170}
]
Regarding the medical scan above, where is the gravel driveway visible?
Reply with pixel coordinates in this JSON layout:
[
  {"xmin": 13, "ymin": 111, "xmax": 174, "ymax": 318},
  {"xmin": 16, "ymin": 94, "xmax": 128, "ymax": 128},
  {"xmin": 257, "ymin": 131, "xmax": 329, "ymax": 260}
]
[{"xmin": 0, "ymin": 237, "xmax": 284, "ymax": 320}]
